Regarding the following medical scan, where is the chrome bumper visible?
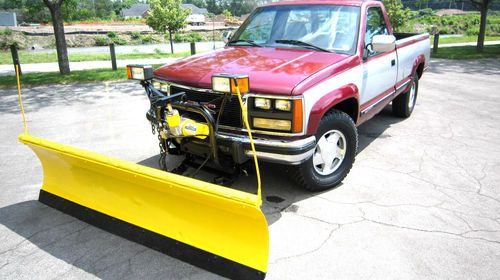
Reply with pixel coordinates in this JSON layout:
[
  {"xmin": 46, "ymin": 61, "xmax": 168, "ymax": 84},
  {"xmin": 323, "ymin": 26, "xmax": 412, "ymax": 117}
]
[{"xmin": 217, "ymin": 133, "xmax": 316, "ymax": 165}]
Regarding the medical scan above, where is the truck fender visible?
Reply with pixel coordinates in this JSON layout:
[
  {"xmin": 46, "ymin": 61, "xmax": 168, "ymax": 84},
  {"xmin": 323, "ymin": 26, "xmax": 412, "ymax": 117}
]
[
  {"xmin": 306, "ymin": 84, "xmax": 359, "ymax": 135},
  {"xmin": 412, "ymin": 54, "xmax": 426, "ymax": 78}
]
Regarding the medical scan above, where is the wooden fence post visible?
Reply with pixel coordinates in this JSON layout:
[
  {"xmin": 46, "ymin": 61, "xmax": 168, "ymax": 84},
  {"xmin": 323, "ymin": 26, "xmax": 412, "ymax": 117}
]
[
  {"xmin": 109, "ymin": 43, "xmax": 117, "ymax": 71},
  {"xmin": 190, "ymin": 42, "xmax": 196, "ymax": 55},
  {"xmin": 432, "ymin": 26, "xmax": 439, "ymax": 54},
  {"xmin": 10, "ymin": 44, "xmax": 21, "ymax": 75}
]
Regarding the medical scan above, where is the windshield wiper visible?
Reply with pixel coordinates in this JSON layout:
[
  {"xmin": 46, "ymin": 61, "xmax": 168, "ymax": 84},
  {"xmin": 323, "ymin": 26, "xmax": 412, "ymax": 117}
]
[
  {"xmin": 275, "ymin": 39, "xmax": 332, "ymax": 52},
  {"xmin": 227, "ymin": 39, "xmax": 262, "ymax": 47}
]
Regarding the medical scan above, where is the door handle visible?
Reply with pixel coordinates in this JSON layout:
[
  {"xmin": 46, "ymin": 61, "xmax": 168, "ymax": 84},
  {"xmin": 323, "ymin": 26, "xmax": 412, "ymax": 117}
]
[{"xmin": 391, "ymin": 59, "xmax": 396, "ymax": 67}]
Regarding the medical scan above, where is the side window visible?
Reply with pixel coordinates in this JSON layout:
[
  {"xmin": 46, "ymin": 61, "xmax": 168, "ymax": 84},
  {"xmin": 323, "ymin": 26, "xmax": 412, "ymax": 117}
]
[{"xmin": 364, "ymin": 7, "xmax": 389, "ymax": 51}]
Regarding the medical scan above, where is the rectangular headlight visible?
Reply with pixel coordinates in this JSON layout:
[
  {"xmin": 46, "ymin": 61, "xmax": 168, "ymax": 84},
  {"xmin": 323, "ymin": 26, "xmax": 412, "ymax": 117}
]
[
  {"xmin": 212, "ymin": 74, "xmax": 249, "ymax": 94},
  {"xmin": 255, "ymin": 98, "xmax": 271, "ymax": 110},
  {"xmin": 275, "ymin": 99, "xmax": 292, "ymax": 111},
  {"xmin": 253, "ymin": 118, "xmax": 291, "ymax": 131},
  {"xmin": 127, "ymin": 64, "xmax": 153, "ymax": 81}
]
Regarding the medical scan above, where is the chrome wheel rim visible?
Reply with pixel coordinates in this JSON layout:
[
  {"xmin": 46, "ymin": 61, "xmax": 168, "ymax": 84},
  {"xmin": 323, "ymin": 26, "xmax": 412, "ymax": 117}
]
[
  {"xmin": 408, "ymin": 81, "xmax": 416, "ymax": 109},
  {"xmin": 313, "ymin": 130, "xmax": 347, "ymax": 176}
]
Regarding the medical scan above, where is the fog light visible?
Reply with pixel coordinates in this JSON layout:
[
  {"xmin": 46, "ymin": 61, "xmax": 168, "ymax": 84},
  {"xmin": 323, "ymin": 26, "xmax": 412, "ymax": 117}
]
[
  {"xmin": 126, "ymin": 64, "xmax": 153, "ymax": 81},
  {"xmin": 253, "ymin": 118, "xmax": 291, "ymax": 131},
  {"xmin": 212, "ymin": 74, "xmax": 249, "ymax": 94}
]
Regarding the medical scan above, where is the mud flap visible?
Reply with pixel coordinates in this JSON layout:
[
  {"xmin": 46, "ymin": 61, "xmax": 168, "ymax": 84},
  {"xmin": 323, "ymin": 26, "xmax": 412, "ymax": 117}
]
[{"xmin": 19, "ymin": 134, "xmax": 268, "ymax": 280}]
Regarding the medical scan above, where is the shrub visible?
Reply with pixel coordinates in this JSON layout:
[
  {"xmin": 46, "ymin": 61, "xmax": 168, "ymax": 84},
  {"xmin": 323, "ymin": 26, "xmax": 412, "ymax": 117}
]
[
  {"xmin": 131, "ymin": 31, "xmax": 141, "ymax": 40},
  {"xmin": 107, "ymin": 31, "xmax": 117, "ymax": 38},
  {"xmin": 1, "ymin": 28, "xmax": 13, "ymax": 36},
  {"xmin": 173, "ymin": 32, "xmax": 203, "ymax": 43},
  {"xmin": 173, "ymin": 32, "xmax": 187, "ymax": 42},
  {"xmin": 111, "ymin": 36, "xmax": 127, "ymax": 45},
  {"xmin": 417, "ymin": 8, "xmax": 434, "ymax": 17},
  {"xmin": 94, "ymin": 36, "xmax": 109, "ymax": 46},
  {"xmin": 141, "ymin": 34, "xmax": 157, "ymax": 44},
  {"xmin": 187, "ymin": 32, "xmax": 202, "ymax": 42}
]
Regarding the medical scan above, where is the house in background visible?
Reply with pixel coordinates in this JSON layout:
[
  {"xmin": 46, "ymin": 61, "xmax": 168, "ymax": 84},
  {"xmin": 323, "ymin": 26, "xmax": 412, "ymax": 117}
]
[
  {"xmin": 120, "ymin": 4, "xmax": 150, "ymax": 19},
  {"xmin": 0, "ymin": 12, "xmax": 17, "ymax": 27},
  {"xmin": 121, "ymin": 3, "xmax": 208, "ymax": 25}
]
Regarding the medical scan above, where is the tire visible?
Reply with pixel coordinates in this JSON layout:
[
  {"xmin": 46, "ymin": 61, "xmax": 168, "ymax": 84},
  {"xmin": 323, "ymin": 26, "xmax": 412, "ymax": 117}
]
[
  {"xmin": 293, "ymin": 109, "xmax": 358, "ymax": 192},
  {"xmin": 393, "ymin": 73, "xmax": 419, "ymax": 118}
]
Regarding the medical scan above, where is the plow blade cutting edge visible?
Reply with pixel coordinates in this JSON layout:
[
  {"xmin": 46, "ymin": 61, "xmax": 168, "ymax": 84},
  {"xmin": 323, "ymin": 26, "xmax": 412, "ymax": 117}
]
[{"xmin": 19, "ymin": 134, "xmax": 269, "ymax": 279}]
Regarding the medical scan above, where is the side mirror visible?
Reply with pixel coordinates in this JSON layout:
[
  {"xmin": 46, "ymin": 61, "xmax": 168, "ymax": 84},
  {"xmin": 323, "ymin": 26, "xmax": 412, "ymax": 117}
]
[
  {"xmin": 223, "ymin": 30, "xmax": 232, "ymax": 44},
  {"xmin": 371, "ymin": 35, "xmax": 396, "ymax": 53}
]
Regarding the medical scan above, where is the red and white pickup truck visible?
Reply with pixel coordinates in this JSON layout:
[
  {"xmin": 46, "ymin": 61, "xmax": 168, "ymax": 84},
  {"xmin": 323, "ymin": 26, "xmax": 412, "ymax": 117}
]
[{"xmin": 148, "ymin": 0, "xmax": 430, "ymax": 191}]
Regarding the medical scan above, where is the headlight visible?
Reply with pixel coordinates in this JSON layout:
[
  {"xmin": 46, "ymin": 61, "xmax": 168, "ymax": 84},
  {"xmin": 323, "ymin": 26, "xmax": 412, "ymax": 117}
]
[
  {"xmin": 153, "ymin": 80, "xmax": 170, "ymax": 93},
  {"xmin": 160, "ymin": 83, "xmax": 170, "ymax": 93},
  {"xmin": 253, "ymin": 118, "xmax": 291, "ymax": 131},
  {"xmin": 249, "ymin": 98, "xmax": 303, "ymax": 133},
  {"xmin": 275, "ymin": 99, "xmax": 291, "ymax": 111},
  {"xmin": 254, "ymin": 98, "xmax": 271, "ymax": 110}
]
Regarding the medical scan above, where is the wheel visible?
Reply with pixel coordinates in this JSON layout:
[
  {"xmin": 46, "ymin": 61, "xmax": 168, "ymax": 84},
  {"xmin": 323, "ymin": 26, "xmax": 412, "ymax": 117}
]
[
  {"xmin": 393, "ymin": 73, "xmax": 419, "ymax": 118},
  {"xmin": 293, "ymin": 110, "xmax": 358, "ymax": 192}
]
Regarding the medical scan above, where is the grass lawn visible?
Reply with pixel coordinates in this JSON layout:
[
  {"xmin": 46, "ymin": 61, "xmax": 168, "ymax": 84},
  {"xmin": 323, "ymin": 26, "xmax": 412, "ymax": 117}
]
[
  {"xmin": 430, "ymin": 35, "xmax": 500, "ymax": 45},
  {"xmin": 431, "ymin": 44, "xmax": 500, "ymax": 59},
  {"xmin": 0, "ymin": 50, "xmax": 189, "ymax": 64},
  {"xmin": 0, "ymin": 66, "xmax": 164, "ymax": 89}
]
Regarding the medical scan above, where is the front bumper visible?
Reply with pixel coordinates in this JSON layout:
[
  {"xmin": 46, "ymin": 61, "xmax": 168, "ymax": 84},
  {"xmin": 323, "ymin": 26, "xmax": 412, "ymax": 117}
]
[{"xmin": 217, "ymin": 133, "xmax": 316, "ymax": 165}]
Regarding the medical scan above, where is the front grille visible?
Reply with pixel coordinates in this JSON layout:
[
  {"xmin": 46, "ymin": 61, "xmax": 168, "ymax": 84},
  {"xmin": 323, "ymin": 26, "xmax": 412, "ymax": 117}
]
[{"xmin": 170, "ymin": 86, "xmax": 242, "ymax": 128}]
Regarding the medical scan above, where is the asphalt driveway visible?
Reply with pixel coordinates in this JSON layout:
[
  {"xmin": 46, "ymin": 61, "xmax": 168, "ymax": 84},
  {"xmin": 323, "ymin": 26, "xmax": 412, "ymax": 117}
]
[{"xmin": 0, "ymin": 59, "xmax": 499, "ymax": 279}]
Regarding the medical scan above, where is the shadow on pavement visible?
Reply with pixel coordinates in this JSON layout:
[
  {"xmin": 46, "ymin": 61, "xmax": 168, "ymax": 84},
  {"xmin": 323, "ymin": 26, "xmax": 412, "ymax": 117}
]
[
  {"xmin": 428, "ymin": 58, "xmax": 500, "ymax": 76},
  {"xmin": 0, "ymin": 81, "xmax": 141, "ymax": 115},
  {"xmin": 0, "ymin": 105, "xmax": 403, "ymax": 278},
  {"xmin": 0, "ymin": 200, "xmax": 217, "ymax": 279}
]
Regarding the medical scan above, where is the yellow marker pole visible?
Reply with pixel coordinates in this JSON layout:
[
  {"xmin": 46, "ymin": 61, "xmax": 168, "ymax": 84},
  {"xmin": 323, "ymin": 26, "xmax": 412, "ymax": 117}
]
[
  {"xmin": 15, "ymin": 64, "xmax": 28, "ymax": 134},
  {"xmin": 235, "ymin": 84, "xmax": 262, "ymax": 207}
]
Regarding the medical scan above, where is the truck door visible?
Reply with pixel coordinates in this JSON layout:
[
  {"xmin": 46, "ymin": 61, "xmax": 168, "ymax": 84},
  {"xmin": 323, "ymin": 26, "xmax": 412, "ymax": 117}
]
[{"xmin": 360, "ymin": 6, "xmax": 398, "ymax": 105}]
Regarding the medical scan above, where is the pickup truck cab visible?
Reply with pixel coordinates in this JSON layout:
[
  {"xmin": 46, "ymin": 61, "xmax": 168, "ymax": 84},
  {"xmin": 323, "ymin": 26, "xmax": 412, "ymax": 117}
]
[{"xmin": 151, "ymin": 0, "xmax": 430, "ymax": 191}]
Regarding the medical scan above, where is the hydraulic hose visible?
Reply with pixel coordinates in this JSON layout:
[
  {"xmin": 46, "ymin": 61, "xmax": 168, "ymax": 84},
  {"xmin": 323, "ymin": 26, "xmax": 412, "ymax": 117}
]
[{"xmin": 234, "ymin": 82, "xmax": 262, "ymax": 207}]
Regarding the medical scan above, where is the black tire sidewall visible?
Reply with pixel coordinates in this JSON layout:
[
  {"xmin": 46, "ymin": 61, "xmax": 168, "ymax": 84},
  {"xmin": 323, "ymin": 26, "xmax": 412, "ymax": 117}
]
[
  {"xmin": 300, "ymin": 111, "xmax": 358, "ymax": 191},
  {"xmin": 407, "ymin": 74, "xmax": 419, "ymax": 115}
]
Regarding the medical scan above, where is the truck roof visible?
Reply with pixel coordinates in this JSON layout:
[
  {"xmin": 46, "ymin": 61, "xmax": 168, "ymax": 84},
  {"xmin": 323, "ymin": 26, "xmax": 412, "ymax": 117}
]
[{"xmin": 263, "ymin": 0, "xmax": 376, "ymax": 7}]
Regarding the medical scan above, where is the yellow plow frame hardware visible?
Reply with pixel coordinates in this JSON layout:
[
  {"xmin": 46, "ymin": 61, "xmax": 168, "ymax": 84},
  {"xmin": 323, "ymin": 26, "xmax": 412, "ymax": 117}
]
[{"xmin": 15, "ymin": 66, "xmax": 269, "ymax": 280}]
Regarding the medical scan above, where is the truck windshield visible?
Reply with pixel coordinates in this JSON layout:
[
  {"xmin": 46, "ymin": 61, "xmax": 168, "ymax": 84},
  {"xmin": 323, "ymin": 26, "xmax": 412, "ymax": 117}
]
[{"xmin": 230, "ymin": 5, "xmax": 360, "ymax": 54}]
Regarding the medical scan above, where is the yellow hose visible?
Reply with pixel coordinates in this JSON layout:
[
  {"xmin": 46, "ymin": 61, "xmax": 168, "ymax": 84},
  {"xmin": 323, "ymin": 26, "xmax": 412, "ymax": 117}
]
[
  {"xmin": 15, "ymin": 64, "xmax": 28, "ymax": 134},
  {"xmin": 235, "ymin": 85, "xmax": 262, "ymax": 207}
]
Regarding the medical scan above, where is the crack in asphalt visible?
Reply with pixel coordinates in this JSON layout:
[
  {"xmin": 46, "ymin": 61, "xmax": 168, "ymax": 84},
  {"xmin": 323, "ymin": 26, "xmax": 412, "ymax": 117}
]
[
  {"xmin": 362, "ymin": 217, "xmax": 500, "ymax": 245},
  {"xmin": 270, "ymin": 219, "xmax": 365, "ymax": 264},
  {"xmin": 317, "ymin": 195, "xmax": 500, "ymax": 234}
]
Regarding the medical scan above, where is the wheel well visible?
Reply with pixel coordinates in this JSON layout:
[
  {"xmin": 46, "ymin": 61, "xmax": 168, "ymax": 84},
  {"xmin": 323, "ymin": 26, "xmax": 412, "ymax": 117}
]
[
  {"xmin": 328, "ymin": 98, "xmax": 358, "ymax": 123},
  {"xmin": 416, "ymin": 63, "xmax": 425, "ymax": 79}
]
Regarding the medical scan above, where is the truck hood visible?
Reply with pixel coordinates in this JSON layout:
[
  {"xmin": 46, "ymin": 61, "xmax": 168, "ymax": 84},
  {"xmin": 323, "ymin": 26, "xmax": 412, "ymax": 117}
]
[{"xmin": 154, "ymin": 46, "xmax": 350, "ymax": 95}]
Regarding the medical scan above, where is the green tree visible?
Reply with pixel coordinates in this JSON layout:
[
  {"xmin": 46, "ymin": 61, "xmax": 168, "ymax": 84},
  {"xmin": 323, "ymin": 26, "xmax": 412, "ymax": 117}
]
[
  {"xmin": 384, "ymin": 0, "xmax": 411, "ymax": 32},
  {"xmin": 222, "ymin": 9, "xmax": 231, "ymax": 19},
  {"xmin": 468, "ymin": 0, "xmax": 498, "ymax": 52},
  {"xmin": 147, "ymin": 0, "xmax": 190, "ymax": 54},
  {"xmin": 43, "ymin": 0, "xmax": 70, "ymax": 74}
]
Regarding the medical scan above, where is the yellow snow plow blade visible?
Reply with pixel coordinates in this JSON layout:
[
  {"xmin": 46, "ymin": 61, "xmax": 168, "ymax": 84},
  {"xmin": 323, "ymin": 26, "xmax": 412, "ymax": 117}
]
[{"xmin": 19, "ymin": 134, "xmax": 269, "ymax": 279}]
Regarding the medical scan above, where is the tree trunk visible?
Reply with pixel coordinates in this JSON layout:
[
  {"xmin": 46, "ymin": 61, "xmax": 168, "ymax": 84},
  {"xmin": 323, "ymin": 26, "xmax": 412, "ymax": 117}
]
[
  {"xmin": 169, "ymin": 31, "xmax": 174, "ymax": 54},
  {"xmin": 477, "ymin": 4, "xmax": 488, "ymax": 53},
  {"xmin": 47, "ymin": 2, "xmax": 70, "ymax": 74}
]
